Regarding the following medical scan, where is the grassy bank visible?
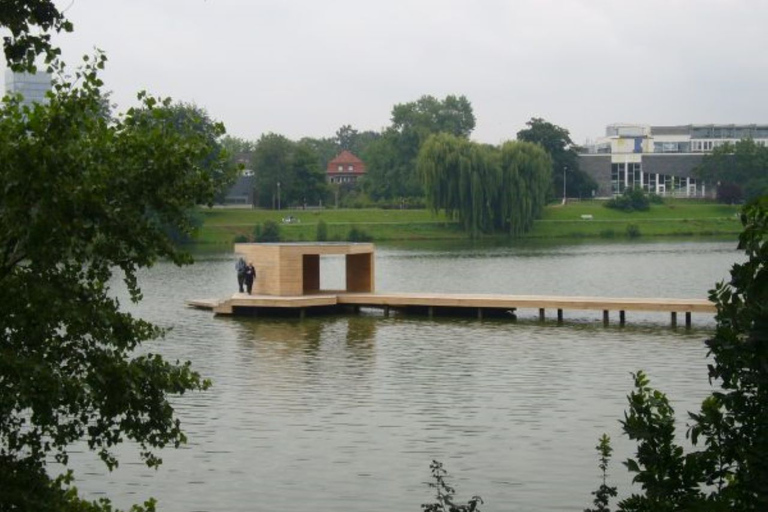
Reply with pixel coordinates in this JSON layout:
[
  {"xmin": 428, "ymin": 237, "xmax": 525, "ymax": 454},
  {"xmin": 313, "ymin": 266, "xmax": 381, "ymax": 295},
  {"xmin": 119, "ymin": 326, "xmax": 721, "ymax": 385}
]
[{"xmin": 192, "ymin": 200, "xmax": 741, "ymax": 246}]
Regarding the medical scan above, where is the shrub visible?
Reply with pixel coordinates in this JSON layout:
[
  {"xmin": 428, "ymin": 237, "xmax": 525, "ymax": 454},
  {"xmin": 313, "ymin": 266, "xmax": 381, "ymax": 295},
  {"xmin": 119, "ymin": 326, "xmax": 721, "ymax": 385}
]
[
  {"xmin": 316, "ymin": 220, "xmax": 328, "ymax": 241},
  {"xmin": 233, "ymin": 234, "xmax": 249, "ymax": 243},
  {"xmin": 626, "ymin": 224, "xmax": 641, "ymax": 238},
  {"xmin": 346, "ymin": 227, "xmax": 373, "ymax": 242},
  {"xmin": 253, "ymin": 220, "xmax": 280, "ymax": 242},
  {"xmin": 604, "ymin": 187, "xmax": 650, "ymax": 212}
]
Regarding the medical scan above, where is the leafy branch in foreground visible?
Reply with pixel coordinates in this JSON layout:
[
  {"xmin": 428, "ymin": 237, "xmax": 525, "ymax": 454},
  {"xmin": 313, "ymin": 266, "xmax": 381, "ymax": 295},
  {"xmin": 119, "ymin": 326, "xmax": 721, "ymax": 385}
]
[
  {"xmin": 0, "ymin": 52, "xmax": 222, "ymax": 511},
  {"xmin": 584, "ymin": 434, "xmax": 617, "ymax": 512},
  {"xmin": 585, "ymin": 196, "xmax": 768, "ymax": 512},
  {"xmin": 422, "ymin": 460, "xmax": 483, "ymax": 512}
]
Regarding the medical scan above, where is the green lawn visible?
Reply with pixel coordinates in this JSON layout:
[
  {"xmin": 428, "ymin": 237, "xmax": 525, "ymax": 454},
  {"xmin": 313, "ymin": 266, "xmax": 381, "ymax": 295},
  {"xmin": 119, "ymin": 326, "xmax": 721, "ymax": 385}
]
[{"xmin": 191, "ymin": 199, "xmax": 742, "ymax": 246}]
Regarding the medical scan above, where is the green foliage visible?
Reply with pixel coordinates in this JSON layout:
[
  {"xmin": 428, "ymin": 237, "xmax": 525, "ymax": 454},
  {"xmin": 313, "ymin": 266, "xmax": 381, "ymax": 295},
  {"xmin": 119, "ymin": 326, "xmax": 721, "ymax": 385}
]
[
  {"xmin": 584, "ymin": 434, "xmax": 618, "ymax": 512},
  {"xmin": 696, "ymin": 139, "xmax": 768, "ymax": 203},
  {"xmin": 316, "ymin": 219, "xmax": 328, "ymax": 241},
  {"xmin": 233, "ymin": 234, "xmax": 249, "ymax": 243},
  {"xmin": 334, "ymin": 124, "xmax": 380, "ymax": 156},
  {"xmin": 588, "ymin": 196, "xmax": 768, "ymax": 512},
  {"xmin": 251, "ymin": 133, "xmax": 328, "ymax": 208},
  {"xmin": 619, "ymin": 371, "xmax": 706, "ymax": 511},
  {"xmin": 364, "ymin": 95, "xmax": 475, "ymax": 201},
  {"xmin": 697, "ymin": 196, "xmax": 768, "ymax": 509},
  {"xmin": 604, "ymin": 188, "xmax": 651, "ymax": 212},
  {"xmin": 422, "ymin": 460, "xmax": 483, "ymax": 512},
  {"xmin": 0, "ymin": 54, "xmax": 213, "ymax": 510},
  {"xmin": 254, "ymin": 220, "xmax": 281, "ymax": 242},
  {"xmin": 145, "ymin": 102, "xmax": 237, "ymax": 200},
  {"xmin": 0, "ymin": 0, "xmax": 73, "ymax": 72},
  {"xmin": 626, "ymin": 224, "xmax": 641, "ymax": 238},
  {"xmin": 346, "ymin": 227, "xmax": 373, "ymax": 242},
  {"xmin": 516, "ymin": 117, "xmax": 597, "ymax": 199},
  {"xmin": 418, "ymin": 133, "xmax": 551, "ymax": 237}
]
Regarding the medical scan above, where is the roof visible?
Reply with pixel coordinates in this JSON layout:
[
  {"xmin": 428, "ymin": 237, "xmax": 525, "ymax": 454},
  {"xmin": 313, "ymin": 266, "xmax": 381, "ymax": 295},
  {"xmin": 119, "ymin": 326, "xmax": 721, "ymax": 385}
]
[{"xmin": 328, "ymin": 150, "xmax": 364, "ymax": 165}]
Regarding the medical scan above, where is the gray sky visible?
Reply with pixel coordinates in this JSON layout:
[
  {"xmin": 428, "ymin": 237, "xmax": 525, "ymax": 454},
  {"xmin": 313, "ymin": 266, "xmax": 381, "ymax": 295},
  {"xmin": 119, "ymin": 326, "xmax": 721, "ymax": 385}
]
[{"xmin": 6, "ymin": 0, "xmax": 768, "ymax": 145}]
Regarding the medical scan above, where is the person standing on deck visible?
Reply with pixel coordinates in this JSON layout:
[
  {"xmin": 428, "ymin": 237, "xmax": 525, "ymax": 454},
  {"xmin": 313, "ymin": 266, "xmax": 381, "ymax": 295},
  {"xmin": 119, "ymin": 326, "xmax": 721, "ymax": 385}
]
[
  {"xmin": 244, "ymin": 262, "xmax": 256, "ymax": 295},
  {"xmin": 235, "ymin": 257, "xmax": 246, "ymax": 293}
]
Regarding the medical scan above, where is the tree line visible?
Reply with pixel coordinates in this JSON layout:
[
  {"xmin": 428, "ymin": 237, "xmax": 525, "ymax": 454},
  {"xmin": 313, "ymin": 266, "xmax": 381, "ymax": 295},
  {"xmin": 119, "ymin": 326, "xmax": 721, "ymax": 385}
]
[{"xmin": 219, "ymin": 98, "xmax": 597, "ymax": 219}]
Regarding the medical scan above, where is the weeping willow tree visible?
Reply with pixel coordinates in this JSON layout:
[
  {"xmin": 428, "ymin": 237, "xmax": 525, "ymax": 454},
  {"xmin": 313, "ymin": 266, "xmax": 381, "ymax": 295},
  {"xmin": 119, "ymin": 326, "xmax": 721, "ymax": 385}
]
[{"xmin": 418, "ymin": 134, "xmax": 551, "ymax": 237}]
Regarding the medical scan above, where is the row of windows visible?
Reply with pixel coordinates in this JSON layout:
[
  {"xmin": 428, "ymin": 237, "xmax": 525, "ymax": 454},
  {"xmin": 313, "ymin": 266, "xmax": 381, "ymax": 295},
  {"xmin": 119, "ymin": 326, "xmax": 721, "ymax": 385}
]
[
  {"xmin": 329, "ymin": 176, "xmax": 358, "ymax": 184},
  {"xmin": 651, "ymin": 139, "xmax": 767, "ymax": 153},
  {"xmin": 337, "ymin": 164, "xmax": 355, "ymax": 172},
  {"xmin": 610, "ymin": 163, "xmax": 703, "ymax": 196},
  {"xmin": 690, "ymin": 126, "xmax": 768, "ymax": 139}
]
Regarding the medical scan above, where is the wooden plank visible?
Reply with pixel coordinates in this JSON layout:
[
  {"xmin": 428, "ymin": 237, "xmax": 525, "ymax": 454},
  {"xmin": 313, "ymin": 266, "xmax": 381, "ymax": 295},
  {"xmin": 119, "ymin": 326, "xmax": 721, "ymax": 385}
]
[{"xmin": 336, "ymin": 293, "xmax": 715, "ymax": 313}]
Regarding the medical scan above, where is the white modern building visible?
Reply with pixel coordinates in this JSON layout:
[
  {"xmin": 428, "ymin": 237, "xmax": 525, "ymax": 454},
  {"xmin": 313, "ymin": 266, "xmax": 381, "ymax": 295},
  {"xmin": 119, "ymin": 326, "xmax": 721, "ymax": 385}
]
[
  {"xmin": 3, "ymin": 69, "xmax": 52, "ymax": 107},
  {"xmin": 579, "ymin": 123, "xmax": 768, "ymax": 198}
]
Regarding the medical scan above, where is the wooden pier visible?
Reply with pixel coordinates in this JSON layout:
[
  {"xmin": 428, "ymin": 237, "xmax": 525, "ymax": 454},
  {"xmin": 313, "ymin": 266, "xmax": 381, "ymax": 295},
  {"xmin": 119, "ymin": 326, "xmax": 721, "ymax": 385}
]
[
  {"xmin": 188, "ymin": 243, "xmax": 716, "ymax": 328},
  {"xmin": 187, "ymin": 291, "xmax": 715, "ymax": 328}
]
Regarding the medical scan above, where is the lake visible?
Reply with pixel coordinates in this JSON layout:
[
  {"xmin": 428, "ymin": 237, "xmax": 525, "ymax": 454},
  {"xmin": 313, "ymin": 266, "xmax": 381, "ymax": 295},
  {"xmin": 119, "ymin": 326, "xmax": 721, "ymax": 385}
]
[{"xmin": 70, "ymin": 239, "xmax": 740, "ymax": 511}]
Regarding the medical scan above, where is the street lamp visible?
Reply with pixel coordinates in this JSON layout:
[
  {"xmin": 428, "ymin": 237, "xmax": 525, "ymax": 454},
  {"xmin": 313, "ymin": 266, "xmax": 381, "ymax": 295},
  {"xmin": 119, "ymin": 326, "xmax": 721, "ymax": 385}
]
[{"xmin": 562, "ymin": 166, "xmax": 567, "ymax": 205}]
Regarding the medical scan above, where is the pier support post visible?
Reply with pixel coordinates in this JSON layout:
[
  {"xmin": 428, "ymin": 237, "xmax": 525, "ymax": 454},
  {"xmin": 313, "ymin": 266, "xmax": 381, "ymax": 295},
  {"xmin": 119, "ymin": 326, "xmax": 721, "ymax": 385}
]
[
  {"xmin": 557, "ymin": 309, "xmax": 563, "ymax": 323},
  {"xmin": 477, "ymin": 308, "xmax": 483, "ymax": 320},
  {"xmin": 685, "ymin": 312, "xmax": 692, "ymax": 329},
  {"xmin": 603, "ymin": 310, "xmax": 609, "ymax": 326},
  {"xmin": 671, "ymin": 312, "xmax": 678, "ymax": 328},
  {"xmin": 299, "ymin": 308, "xmax": 305, "ymax": 320},
  {"xmin": 384, "ymin": 306, "xmax": 390, "ymax": 317},
  {"xmin": 539, "ymin": 308, "xmax": 545, "ymax": 322},
  {"xmin": 428, "ymin": 306, "xmax": 434, "ymax": 319},
  {"xmin": 620, "ymin": 310, "xmax": 626, "ymax": 326}
]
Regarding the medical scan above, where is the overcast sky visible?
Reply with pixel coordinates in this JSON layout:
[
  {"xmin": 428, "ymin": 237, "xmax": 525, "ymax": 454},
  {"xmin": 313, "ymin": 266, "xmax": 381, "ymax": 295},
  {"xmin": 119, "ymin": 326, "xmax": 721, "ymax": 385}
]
[{"xmin": 5, "ymin": 0, "xmax": 768, "ymax": 145}]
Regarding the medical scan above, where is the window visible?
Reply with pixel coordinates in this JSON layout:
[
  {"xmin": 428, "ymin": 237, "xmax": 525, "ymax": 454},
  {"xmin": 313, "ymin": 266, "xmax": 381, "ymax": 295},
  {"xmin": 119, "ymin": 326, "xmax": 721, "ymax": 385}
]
[
  {"xmin": 338, "ymin": 165, "xmax": 343, "ymax": 172},
  {"xmin": 348, "ymin": 165, "xmax": 354, "ymax": 171}
]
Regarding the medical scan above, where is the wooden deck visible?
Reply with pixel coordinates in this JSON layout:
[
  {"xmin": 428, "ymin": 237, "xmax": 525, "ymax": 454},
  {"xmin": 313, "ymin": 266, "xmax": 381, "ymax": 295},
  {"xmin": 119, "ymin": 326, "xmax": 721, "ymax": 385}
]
[{"xmin": 187, "ymin": 291, "xmax": 716, "ymax": 327}]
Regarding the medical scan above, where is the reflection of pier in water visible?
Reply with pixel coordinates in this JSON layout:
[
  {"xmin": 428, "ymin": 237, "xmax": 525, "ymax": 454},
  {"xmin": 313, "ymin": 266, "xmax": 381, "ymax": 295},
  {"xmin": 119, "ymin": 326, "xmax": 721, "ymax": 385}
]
[{"xmin": 188, "ymin": 243, "xmax": 716, "ymax": 328}]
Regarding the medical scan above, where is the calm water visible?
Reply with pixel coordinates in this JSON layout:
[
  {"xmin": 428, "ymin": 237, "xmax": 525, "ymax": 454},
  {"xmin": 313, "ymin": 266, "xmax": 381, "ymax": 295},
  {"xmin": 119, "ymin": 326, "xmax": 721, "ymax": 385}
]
[{"xmin": 69, "ymin": 239, "xmax": 740, "ymax": 511}]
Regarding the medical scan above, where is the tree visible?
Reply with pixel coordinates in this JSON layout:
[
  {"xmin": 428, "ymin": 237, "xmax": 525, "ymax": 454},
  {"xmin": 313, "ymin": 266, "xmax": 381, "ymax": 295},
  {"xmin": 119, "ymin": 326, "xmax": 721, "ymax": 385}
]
[
  {"xmin": 696, "ymin": 139, "xmax": 768, "ymax": 203},
  {"xmin": 418, "ymin": 133, "xmax": 551, "ymax": 237},
  {"xmin": 288, "ymin": 141, "xmax": 328, "ymax": 207},
  {"xmin": 364, "ymin": 95, "xmax": 476, "ymax": 202},
  {"xmin": 251, "ymin": 133, "xmax": 294, "ymax": 208},
  {"xmin": 332, "ymin": 124, "xmax": 380, "ymax": 157},
  {"xmin": 0, "ymin": 0, "xmax": 72, "ymax": 72},
  {"xmin": 0, "ymin": 53, "xmax": 216, "ymax": 511},
  {"xmin": 151, "ymin": 102, "xmax": 238, "ymax": 200},
  {"xmin": 252, "ymin": 134, "xmax": 328, "ymax": 208},
  {"xmin": 516, "ymin": 117, "xmax": 597, "ymax": 200},
  {"xmin": 588, "ymin": 195, "xmax": 768, "ymax": 511}
]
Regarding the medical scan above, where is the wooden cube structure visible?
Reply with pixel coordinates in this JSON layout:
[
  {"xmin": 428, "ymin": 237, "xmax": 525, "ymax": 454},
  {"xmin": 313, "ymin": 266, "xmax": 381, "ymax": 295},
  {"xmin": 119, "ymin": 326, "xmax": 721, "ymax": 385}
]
[{"xmin": 233, "ymin": 242, "xmax": 375, "ymax": 296}]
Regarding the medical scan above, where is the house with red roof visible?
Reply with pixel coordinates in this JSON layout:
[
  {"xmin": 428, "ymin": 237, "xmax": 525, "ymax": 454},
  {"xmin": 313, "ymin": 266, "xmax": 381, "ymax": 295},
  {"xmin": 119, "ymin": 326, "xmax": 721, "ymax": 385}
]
[{"xmin": 326, "ymin": 150, "xmax": 366, "ymax": 185}]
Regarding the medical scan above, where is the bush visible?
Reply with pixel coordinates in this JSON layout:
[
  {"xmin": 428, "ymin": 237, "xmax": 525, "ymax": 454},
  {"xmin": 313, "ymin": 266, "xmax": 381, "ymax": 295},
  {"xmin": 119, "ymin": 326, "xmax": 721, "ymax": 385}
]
[
  {"xmin": 346, "ymin": 227, "xmax": 373, "ymax": 242},
  {"xmin": 316, "ymin": 220, "xmax": 328, "ymax": 241},
  {"xmin": 253, "ymin": 220, "xmax": 280, "ymax": 242},
  {"xmin": 626, "ymin": 224, "xmax": 641, "ymax": 238},
  {"xmin": 233, "ymin": 234, "xmax": 249, "ymax": 243},
  {"xmin": 604, "ymin": 187, "xmax": 650, "ymax": 212}
]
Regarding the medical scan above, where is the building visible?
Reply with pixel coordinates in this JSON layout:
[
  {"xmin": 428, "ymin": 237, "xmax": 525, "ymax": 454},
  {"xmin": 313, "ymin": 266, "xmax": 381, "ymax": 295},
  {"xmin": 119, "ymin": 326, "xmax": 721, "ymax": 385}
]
[
  {"xmin": 579, "ymin": 123, "xmax": 768, "ymax": 198},
  {"xmin": 326, "ymin": 150, "xmax": 366, "ymax": 185},
  {"xmin": 3, "ymin": 69, "xmax": 52, "ymax": 107}
]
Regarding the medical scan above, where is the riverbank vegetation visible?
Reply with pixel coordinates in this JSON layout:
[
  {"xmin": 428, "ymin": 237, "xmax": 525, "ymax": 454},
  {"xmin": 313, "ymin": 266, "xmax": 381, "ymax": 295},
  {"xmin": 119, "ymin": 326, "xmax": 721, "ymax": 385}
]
[{"xmin": 191, "ymin": 199, "xmax": 741, "ymax": 246}]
